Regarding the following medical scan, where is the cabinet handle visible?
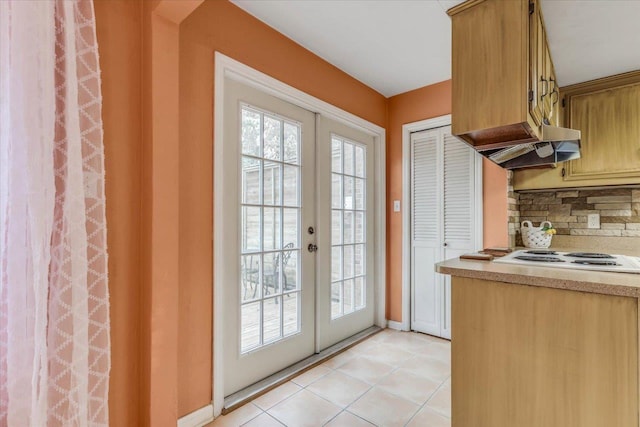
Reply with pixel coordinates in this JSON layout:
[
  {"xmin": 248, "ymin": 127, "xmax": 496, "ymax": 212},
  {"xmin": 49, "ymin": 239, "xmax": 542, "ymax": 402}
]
[
  {"xmin": 549, "ymin": 78, "xmax": 559, "ymax": 106},
  {"xmin": 540, "ymin": 77, "xmax": 549, "ymax": 100}
]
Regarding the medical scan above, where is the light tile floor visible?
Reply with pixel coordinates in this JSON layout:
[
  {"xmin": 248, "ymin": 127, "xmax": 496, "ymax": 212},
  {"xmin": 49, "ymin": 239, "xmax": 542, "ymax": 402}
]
[{"xmin": 209, "ymin": 329, "xmax": 451, "ymax": 427}]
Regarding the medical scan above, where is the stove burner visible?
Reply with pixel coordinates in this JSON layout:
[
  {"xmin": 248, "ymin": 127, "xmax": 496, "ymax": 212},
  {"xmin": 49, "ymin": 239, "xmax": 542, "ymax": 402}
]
[
  {"xmin": 515, "ymin": 256, "xmax": 565, "ymax": 263},
  {"xmin": 565, "ymin": 252, "xmax": 615, "ymax": 259},
  {"xmin": 525, "ymin": 250, "xmax": 558, "ymax": 255},
  {"xmin": 572, "ymin": 260, "xmax": 620, "ymax": 266}
]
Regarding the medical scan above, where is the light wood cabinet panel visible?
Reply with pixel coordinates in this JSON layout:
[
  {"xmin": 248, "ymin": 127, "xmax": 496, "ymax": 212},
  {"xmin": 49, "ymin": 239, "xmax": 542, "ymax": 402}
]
[
  {"xmin": 532, "ymin": 0, "xmax": 559, "ymax": 127},
  {"xmin": 449, "ymin": 0, "xmax": 536, "ymax": 150},
  {"xmin": 565, "ymin": 82, "xmax": 640, "ymax": 180},
  {"xmin": 545, "ymin": 44, "xmax": 560, "ymax": 126},
  {"xmin": 452, "ymin": 277, "xmax": 638, "ymax": 427},
  {"xmin": 449, "ymin": 0, "xmax": 558, "ymax": 150},
  {"xmin": 514, "ymin": 71, "xmax": 640, "ymax": 189},
  {"xmin": 529, "ymin": 1, "xmax": 545, "ymax": 128}
]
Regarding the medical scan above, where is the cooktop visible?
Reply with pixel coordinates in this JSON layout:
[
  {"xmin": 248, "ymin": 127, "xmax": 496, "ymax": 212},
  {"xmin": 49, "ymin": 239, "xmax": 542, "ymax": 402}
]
[{"xmin": 493, "ymin": 250, "xmax": 640, "ymax": 274}]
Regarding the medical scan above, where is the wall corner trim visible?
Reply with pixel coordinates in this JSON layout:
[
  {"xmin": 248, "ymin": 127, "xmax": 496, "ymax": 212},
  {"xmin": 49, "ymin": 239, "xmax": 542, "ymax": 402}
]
[
  {"xmin": 177, "ymin": 404, "xmax": 214, "ymax": 427},
  {"xmin": 387, "ymin": 320, "xmax": 407, "ymax": 331},
  {"xmin": 154, "ymin": 0, "xmax": 204, "ymax": 24}
]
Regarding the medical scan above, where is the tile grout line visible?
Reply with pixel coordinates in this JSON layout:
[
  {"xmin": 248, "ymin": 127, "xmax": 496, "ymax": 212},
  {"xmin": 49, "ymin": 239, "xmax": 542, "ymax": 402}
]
[
  {"xmin": 296, "ymin": 366, "xmax": 373, "ymax": 426},
  {"xmin": 402, "ymin": 374, "xmax": 452, "ymax": 426},
  {"xmin": 324, "ymin": 333, "xmax": 451, "ymax": 423},
  {"xmin": 259, "ymin": 387, "xmax": 305, "ymax": 425},
  {"xmin": 260, "ymin": 385, "xmax": 305, "ymax": 412},
  {"xmin": 315, "ymin": 339, "xmax": 399, "ymax": 426},
  {"xmin": 326, "ymin": 343, "xmax": 448, "ymax": 425},
  {"xmin": 233, "ymin": 330, "xmax": 449, "ymax": 427},
  {"xmin": 238, "ymin": 403, "xmax": 265, "ymax": 427},
  {"xmin": 265, "ymin": 363, "xmax": 353, "ymax": 426}
]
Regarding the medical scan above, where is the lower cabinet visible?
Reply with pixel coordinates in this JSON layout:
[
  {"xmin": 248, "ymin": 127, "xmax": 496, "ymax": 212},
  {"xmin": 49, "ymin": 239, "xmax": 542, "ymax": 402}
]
[{"xmin": 452, "ymin": 277, "xmax": 638, "ymax": 427}]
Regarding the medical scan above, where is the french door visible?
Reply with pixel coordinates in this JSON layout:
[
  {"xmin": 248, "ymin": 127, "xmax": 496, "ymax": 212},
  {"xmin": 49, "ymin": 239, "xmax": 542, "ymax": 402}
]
[
  {"xmin": 222, "ymin": 79, "xmax": 375, "ymax": 396},
  {"xmin": 316, "ymin": 117, "xmax": 375, "ymax": 351}
]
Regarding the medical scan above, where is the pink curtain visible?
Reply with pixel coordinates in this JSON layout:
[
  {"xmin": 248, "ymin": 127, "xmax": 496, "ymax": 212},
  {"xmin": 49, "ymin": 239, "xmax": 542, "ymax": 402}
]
[{"xmin": 0, "ymin": 0, "xmax": 110, "ymax": 425}]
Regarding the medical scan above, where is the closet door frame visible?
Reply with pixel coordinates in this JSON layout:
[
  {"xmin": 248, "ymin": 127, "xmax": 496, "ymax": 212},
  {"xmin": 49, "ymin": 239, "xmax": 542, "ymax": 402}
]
[{"xmin": 398, "ymin": 115, "xmax": 483, "ymax": 332}]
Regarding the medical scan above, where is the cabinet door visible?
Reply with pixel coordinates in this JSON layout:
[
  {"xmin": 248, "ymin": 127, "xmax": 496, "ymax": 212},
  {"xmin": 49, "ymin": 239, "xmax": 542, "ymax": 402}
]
[
  {"xmin": 566, "ymin": 83, "xmax": 640, "ymax": 180},
  {"xmin": 543, "ymin": 43, "xmax": 554, "ymax": 124},
  {"xmin": 545, "ymin": 39, "xmax": 560, "ymax": 126},
  {"xmin": 529, "ymin": 0, "xmax": 545, "ymax": 127},
  {"xmin": 549, "ymin": 69, "xmax": 560, "ymax": 127}
]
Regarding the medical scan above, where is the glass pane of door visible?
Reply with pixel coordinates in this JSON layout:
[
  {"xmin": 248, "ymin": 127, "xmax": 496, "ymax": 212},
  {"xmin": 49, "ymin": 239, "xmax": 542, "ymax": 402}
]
[
  {"xmin": 240, "ymin": 105, "xmax": 302, "ymax": 353},
  {"xmin": 330, "ymin": 136, "xmax": 367, "ymax": 319}
]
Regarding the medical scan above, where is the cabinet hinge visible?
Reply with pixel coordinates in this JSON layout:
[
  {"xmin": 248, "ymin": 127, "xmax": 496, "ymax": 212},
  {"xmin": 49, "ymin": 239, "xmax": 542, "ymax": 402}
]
[
  {"xmin": 561, "ymin": 98, "xmax": 566, "ymax": 108},
  {"xmin": 528, "ymin": 90, "xmax": 534, "ymax": 102},
  {"xmin": 529, "ymin": 1, "xmax": 535, "ymax": 15}
]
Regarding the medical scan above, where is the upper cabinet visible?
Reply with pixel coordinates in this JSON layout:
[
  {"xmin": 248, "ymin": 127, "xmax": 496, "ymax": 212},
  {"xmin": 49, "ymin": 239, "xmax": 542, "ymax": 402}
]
[
  {"xmin": 563, "ymin": 74, "xmax": 640, "ymax": 180},
  {"xmin": 514, "ymin": 71, "xmax": 640, "ymax": 189},
  {"xmin": 529, "ymin": 1, "xmax": 545, "ymax": 128},
  {"xmin": 449, "ymin": 0, "xmax": 558, "ymax": 149}
]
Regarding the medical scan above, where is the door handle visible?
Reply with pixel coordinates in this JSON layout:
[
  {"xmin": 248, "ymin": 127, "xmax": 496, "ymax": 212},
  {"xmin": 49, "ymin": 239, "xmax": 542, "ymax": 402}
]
[{"xmin": 308, "ymin": 243, "xmax": 318, "ymax": 253}]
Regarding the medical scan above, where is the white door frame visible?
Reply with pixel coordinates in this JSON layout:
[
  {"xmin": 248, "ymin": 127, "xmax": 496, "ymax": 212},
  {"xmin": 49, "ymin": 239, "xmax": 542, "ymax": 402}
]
[
  {"xmin": 399, "ymin": 115, "xmax": 483, "ymax": 331},
  {"xmin": 213, "ymin": 52, "xmax": 386, "ymax": 416}
]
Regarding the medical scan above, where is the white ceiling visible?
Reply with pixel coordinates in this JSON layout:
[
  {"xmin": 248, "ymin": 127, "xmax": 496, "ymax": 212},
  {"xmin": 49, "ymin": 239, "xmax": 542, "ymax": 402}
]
[
  {"xmin": 541, "ymin": 1, "xmax": 640, "ymax": 87},
  {"xmin": 231, "ymin": 0, "xmax": 640, "ymax": 97}
]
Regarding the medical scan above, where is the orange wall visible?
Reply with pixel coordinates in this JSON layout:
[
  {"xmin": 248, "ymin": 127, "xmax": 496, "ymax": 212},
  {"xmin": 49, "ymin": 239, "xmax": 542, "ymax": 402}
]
[
  {"xmin": 482, "ymin": 160, "xmax": 509, "ymax": 248},
  {"xmin": 94, "ymin": 1, "xmax": 143, "ymax": 425},
  {"xmin": 387, "ymin": 82, "xmax": 452, "ymax": 321},
  {"xmin": 95, "ymin": 0, "xmax": 508, "ymax": 423},
  {"xmin": 177, "ymin": 0, "xmax": 387, "ymax": 416},
  {"xmin": 386, "ymin": 82, "xmax": 508, "ymax": 321}
]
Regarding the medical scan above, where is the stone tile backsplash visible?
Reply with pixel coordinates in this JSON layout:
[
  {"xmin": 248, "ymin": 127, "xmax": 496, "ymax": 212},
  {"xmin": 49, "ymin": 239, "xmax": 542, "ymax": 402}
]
[
  {"xmin": 511, "ymin": 186, "xmax": 640, "ymax": 246},
  {"xmin": 507, "ymin": 171, "xmax": 520, "ymax": 247}
]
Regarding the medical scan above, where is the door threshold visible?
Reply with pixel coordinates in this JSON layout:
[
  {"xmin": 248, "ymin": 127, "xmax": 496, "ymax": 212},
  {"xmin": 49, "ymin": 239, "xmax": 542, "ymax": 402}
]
[{"xmin": 222, "ymin": 325, "xmax": 382, "ymax": 414}]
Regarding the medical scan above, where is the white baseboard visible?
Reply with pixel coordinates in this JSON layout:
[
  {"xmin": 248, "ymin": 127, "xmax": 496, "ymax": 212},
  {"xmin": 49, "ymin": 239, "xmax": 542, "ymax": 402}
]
[
  {"xmin": 387, "ymin": 320, "xmax": 409, "ymax": 331},
  {"xmin": 177, "ymin": 404, "xmax": 214, "ymax": 427}
]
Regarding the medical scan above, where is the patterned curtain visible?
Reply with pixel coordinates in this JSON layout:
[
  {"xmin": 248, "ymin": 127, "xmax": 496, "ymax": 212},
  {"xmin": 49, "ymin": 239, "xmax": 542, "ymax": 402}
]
[{"xmin": 0, "ymin": 0, "xmax": 110, "ymax": 425}]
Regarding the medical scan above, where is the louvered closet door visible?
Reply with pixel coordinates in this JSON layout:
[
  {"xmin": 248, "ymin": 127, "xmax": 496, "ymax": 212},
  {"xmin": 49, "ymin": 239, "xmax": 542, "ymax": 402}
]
[
  {"xmin": 411, "ymin": 125, "xmax": 478, "ymax": 339},
  {"xmin": 410, "ymin": 129, "xmax": 443, "ymax": 336},
  {"xmin": 441, "ymin": 127, "xmax": 477, "ymax": 339}
]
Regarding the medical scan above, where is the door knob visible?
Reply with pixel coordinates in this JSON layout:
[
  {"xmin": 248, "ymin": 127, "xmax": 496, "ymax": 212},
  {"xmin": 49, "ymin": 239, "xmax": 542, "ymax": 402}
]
[{"xmin": 308, "ymin": 243, "xmax": 318, "ymax": 253}]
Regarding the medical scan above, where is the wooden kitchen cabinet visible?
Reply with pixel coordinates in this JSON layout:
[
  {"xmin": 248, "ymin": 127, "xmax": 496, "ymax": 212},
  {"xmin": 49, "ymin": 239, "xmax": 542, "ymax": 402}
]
[
  {"xmin": 545, "ymin": 44, "xmax": 560, "ymax": 126},
  {"xmin": 514, "ymin": 71, "xmax": 640, "ymax": 189},
  {"xmin": 563, "ymin": 73, "xmax": 640, "ymax": 181},
  {"xmin": 529, "ymin": 0, "xmax": 545, "ymax": 128},
  {"xmin": 452, "ymin": 277, "xmax": 638, "ymax": 427},
  {"xmin": 449, "ymin": 0, "xmax": 557, "ymax": 150}
]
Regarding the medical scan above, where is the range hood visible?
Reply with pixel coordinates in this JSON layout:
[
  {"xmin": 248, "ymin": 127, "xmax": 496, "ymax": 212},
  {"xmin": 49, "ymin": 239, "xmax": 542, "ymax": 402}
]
[{"xmin": 483, "ymin": 124, "xmax": 581, "ymax": 169}]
